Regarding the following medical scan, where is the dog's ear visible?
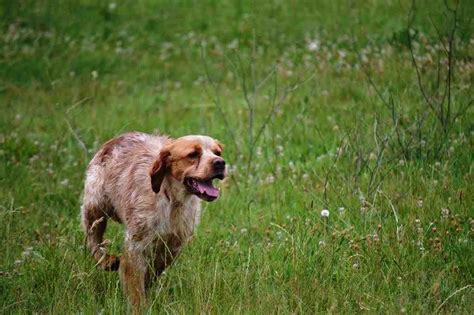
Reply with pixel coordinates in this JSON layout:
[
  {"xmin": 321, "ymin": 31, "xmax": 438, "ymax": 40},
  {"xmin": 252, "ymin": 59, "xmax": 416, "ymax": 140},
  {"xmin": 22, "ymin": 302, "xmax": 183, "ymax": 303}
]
[{"xmin": 150, "ymin": 149, "xmax": 171, "ymax": 193}]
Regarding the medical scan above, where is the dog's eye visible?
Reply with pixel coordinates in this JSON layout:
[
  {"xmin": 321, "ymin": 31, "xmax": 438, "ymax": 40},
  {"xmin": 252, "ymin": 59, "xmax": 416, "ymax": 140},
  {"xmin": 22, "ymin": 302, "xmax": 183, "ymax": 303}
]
[
  {"xmin": 214, "ymin": 151, "xmax": 221, "ymax": 157},
  {"xmin": 187, "ymin": 151, "xmax": 200, "ymax": 159}
]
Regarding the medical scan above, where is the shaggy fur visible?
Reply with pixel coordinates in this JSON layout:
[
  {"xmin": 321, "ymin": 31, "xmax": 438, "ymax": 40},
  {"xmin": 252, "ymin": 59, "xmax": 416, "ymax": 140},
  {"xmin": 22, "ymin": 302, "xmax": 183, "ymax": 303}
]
[{"xmin": 80, "ymin": 132, "xmax": 225, "ymax": 306}]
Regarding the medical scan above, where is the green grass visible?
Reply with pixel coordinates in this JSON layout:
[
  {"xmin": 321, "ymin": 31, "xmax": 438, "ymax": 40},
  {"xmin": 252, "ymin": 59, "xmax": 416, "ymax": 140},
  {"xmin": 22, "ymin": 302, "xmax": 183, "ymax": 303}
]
[{"xmin": 1, "ymin": 0, "xmax": 473, "ymax": 313}]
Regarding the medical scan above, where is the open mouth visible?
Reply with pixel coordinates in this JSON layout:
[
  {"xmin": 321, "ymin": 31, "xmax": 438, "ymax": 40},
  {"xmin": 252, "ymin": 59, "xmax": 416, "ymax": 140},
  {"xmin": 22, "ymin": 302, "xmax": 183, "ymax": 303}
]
[{"xmin": 184, "ymin": 173, "xmax": 224, "ymax": 202}]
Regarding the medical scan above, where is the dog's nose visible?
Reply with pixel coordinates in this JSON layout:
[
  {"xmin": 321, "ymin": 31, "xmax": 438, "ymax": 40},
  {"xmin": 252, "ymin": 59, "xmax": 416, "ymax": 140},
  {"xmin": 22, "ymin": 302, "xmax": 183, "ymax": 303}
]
[{"xmin": 213, "ymin": 158, "xmax": 226, "ymax": 172}]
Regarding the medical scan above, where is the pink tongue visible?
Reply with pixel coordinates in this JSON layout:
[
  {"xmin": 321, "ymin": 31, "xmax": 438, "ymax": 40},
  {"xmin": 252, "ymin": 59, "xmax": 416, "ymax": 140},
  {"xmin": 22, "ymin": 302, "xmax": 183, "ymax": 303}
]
[{"xmin": 196, "ymin": 181, "xmax": 219, "ymax": 198}]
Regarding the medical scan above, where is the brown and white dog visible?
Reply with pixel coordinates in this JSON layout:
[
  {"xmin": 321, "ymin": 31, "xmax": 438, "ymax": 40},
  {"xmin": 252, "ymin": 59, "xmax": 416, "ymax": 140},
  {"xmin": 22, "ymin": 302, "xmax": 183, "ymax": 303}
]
[{"xmin": 80, "ymin": 132, "xmax": 225, "ymax": 305}]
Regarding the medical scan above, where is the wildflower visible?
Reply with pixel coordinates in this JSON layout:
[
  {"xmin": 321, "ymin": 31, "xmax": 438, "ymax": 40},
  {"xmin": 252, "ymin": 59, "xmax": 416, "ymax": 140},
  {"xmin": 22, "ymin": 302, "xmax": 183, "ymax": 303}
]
[
  {"xmin": 417, "ymin": 199, "xmax": 424, "ymax": 208},
  {"xmin": 108, "ymin": 2, "xmax": 117, "ymax": 11},
  {"xmin": 373, "ymin": 233, "xmax": 380, "ymax": 242},
  {"xmin": 307, "ymin": 40, "xmax": 320, "ymax": 52},
  {"xmin": 321, "ymin": 209, "xmax": 329, "ymax": 218},
  {"xmin": 227, "ymin": 39, "xmax": 239, "ymax": 50},
  {"xmin": 302, "ymin": 173, "xmax": 309, "ymax": 180},
  {"xmin": 338, "ymin": 207, "xmax": 345, "ymax": 214},
  {"xmin": 91, "ymin": 70, "xmax": 98, "ymax": 80},
  {"xmin": 22, "ymin": 247, "xmax": 33, "ymax": 257},
  {"xmin": 276, "ymin": 231, "xmax": 283, "ymax": 239},
  {"xmin": 441, "ymin": 208, "xmax": 450, "ymax": 219},
  {"xmin": 318, "ymin": 240, "xmax": 325, "ymax": 247},
  {"xmin": 265, "ymin": 175, "xmax": 275, "ymax": 184},
  {"xmin": 337, "ymin": 49, "xmax": 347, "ymax": 59}
]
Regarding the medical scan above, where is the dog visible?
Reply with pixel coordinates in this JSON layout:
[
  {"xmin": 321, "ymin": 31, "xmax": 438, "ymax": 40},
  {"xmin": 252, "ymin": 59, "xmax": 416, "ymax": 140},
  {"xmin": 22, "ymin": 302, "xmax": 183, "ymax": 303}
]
[{"xmin": 80, "ymin": 132, "xmax": 225, "ymax": 305}]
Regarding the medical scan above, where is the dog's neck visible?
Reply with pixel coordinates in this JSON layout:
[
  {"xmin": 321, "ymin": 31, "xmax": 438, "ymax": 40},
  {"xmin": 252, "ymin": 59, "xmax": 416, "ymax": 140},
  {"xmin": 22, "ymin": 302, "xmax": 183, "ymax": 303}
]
[
  {"xmin": 157, "ymin": 177, "xmax": 202, "ymax": 241},
  {"xmin": 160, "ymin": 176, "xmax": 199, "ymax": 208}
]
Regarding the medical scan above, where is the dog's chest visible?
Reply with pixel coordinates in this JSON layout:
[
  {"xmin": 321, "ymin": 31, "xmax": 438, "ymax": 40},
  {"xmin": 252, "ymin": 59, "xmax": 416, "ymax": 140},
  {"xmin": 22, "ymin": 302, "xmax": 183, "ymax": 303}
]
[{"xmin": 143, "ymin": 197, "xmax": 201, "ymax": 244}]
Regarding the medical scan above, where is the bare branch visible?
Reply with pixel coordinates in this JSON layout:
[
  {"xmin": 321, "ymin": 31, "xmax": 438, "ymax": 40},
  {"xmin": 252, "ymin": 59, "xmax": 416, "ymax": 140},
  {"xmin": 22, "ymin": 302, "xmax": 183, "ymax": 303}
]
[{"xmin": 201, "ymin": 45, "xmax": 241, "ymax": 157}]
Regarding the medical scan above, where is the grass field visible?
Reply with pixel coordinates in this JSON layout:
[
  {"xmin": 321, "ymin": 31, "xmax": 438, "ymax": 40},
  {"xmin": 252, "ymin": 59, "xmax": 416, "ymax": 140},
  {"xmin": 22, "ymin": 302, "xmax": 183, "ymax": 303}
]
[{"xmin": 1, "ymin": 0, "xmax": 473, "ymax": 313}]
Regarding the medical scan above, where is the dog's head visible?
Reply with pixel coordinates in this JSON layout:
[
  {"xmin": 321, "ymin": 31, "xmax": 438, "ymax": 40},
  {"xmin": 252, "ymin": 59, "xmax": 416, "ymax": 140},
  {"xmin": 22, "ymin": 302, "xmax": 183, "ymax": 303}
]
[{"xmin": 150, "ymin": 135, "xmax": 225, "ymax": 201}]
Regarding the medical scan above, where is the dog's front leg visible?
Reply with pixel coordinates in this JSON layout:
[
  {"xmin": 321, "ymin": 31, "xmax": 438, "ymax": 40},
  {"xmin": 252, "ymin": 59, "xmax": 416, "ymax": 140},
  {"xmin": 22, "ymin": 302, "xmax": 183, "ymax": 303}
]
[{"xmin": 119, "ymin": 243, "xmax": 147, "ymax": 307}]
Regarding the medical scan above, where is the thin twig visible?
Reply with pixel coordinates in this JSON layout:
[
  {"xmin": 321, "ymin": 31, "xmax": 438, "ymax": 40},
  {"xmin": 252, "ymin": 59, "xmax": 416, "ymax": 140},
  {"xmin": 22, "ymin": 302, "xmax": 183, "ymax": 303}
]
[
  {"xmin": 436, "ymin": 284, "xmax": 473, "ymax": 313},
  {"xmin": 201, "ymin": 45, "xmax": 241, "ymax": 158},
  {"xmin": 64, "ymin": 117, "xmax": 88, "ymax": 162}
]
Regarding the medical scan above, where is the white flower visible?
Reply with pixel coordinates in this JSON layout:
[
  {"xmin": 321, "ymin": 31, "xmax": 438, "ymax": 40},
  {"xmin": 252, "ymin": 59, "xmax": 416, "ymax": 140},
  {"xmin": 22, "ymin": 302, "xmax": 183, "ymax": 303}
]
[
  {"xmin": 108, "ymin": 2, "xmax": 117, "ymax": 11},
  {"xmin": 321, "ymin": 209, "xmax": 329, "ymax": 218},
  {"xmin": 441, "ymin": 208, "xmax": 450, "ymax": 219},
  {"xmin": 373, "ymin": 233, "xmax": 380, "ymax": 242},
  {"xmin": 417, "ymin": 199, "xmax": 424, "ymax": 208},
  {"xmin": 91, "ymin": 70, "xmax": 98, "ymax": 80},
  {"xmin": 338, "ymin": 207, "xmax": 345, "ymax": 214},
  {"xmin": 265, "ymin": 175, "xmax": 275, "ymax": 184},
  {"xmin": 22, "ymin": 248, "xmax": 32, "ymax": 257},
  {"xmin": 307, "ymin": 40, "xmax": 320, "ymax": 52},
  {"xmin": 337, "ymin": 50, "xmax": 347, "ymax": 59},
  {"xmin": 227, "ymin": 39, "xmax": 239, "ymax": 50}
]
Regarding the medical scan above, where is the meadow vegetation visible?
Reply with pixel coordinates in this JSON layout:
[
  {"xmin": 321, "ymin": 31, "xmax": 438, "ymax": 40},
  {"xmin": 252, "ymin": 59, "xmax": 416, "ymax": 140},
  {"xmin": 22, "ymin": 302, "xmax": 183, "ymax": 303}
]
[{"xmin": 1, "ymin": 0, "xmax": 473, "ymax": 313}]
